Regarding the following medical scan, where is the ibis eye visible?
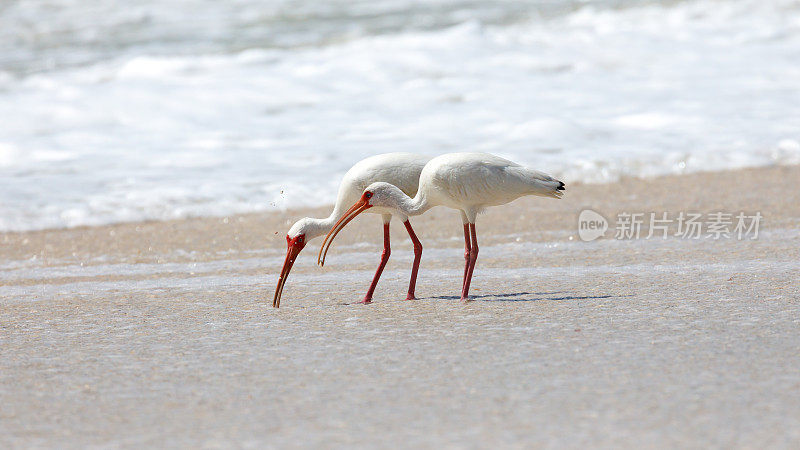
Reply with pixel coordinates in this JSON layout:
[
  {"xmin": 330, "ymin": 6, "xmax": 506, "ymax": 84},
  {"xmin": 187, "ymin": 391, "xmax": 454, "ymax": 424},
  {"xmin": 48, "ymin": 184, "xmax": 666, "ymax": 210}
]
[{"xmin": 365, "ymin": 192, "xmax": 372, "ymax": 199}]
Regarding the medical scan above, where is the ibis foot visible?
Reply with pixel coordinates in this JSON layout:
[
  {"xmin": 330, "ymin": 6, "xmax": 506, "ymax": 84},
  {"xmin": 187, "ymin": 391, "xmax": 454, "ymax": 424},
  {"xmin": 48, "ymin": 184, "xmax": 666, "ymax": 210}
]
[
  {"xmin": 405, "ymin": 294, "xmax": 416, "ymax": 301},
  {"xmin": 360, "ymin": 298, "xmax": 373, "ymax": 305}
]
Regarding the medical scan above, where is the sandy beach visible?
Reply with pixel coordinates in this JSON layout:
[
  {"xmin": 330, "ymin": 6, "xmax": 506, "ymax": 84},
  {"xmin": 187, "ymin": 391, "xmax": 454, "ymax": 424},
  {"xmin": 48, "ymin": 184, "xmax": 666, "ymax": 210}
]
[{"xmin": 2, "ymin": 165, "xmax": 799, "ymax": 448}]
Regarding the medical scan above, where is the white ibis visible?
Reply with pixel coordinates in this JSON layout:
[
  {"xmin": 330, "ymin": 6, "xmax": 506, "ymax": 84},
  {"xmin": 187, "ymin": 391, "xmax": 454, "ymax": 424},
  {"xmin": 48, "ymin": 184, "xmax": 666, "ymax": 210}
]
[
  {"xmin": 318, "ymin": 152, "xmax": 565, "ymax": 302},
  {"xmin": 273, "ymin": 152, "xmax": 430, "ymax": 307}
]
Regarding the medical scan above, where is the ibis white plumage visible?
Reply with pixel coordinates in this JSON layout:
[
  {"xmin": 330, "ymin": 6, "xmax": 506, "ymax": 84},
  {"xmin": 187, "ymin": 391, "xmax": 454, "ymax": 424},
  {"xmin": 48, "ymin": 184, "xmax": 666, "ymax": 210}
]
[
  {"xmin": 273, "ymin": 152, "xmax": 430, "ymax": 307},
  {"xmin": 318, "ymin": 152, "xmax": 565, "ymax": 302}
]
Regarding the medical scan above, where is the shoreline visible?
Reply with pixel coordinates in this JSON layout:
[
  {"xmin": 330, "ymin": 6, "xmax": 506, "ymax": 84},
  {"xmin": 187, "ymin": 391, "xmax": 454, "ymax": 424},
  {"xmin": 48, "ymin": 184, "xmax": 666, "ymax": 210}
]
[{"xmin": 2, "ymin": 164, "xmax": 799, "ymax": 264}]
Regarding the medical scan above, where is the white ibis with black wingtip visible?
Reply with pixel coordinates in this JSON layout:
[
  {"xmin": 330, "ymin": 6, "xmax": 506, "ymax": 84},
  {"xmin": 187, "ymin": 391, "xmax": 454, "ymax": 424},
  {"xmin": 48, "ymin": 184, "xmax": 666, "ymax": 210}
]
[
  {"xmin": 273, "ymin": 153, "xmax": 430, "ymax": 307},
  {"xmin": 318, "ymin": 152, "xmax": 565, "ymax": 302}
]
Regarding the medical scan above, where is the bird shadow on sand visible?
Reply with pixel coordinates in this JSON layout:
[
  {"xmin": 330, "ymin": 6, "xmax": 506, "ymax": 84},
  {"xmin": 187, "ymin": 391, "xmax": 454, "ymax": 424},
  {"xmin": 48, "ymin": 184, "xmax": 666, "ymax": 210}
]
[
  {"xmin": 427, "ymin": 291, "xmax": 626, "ymax": 302},
  {"xmin": 332, "ymin": 291, "xmax": 629, "ymax": 306}
]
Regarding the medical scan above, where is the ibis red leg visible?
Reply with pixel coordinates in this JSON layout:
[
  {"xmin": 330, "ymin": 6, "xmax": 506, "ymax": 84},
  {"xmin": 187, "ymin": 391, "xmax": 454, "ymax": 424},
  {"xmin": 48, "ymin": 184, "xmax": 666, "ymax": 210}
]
[
  {"xmin": 403, "ymin": 220, "xmax": 423, "ymax": 300},
  {"xmin": 461, "ymin": 223, "xmax": 479, "ymax": 302},
  {"xmin": 363, "ymin": 222, "xmax": 391, "ymax": 304},
  {"xmin": 461, "ymin": 223, "xmax": 471, "ymax": 291}
]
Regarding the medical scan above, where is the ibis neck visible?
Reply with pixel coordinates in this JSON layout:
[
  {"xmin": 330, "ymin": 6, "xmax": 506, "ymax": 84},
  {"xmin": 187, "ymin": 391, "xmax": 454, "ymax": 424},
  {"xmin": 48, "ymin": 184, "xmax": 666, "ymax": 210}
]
[
  {"xmin": 392, "ymin": 188, "xmax": 430, "ymax": 217},
  {"xmin": 304, "ymin": 216, "xmax": 338, "ymax": 241}
]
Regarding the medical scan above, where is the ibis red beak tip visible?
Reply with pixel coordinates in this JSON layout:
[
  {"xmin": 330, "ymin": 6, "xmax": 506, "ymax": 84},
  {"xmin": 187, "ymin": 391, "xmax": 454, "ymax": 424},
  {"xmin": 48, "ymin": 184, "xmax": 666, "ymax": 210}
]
[{"xmin": 273, "ymin": 235, "xmax": 305, "ymax": 308}]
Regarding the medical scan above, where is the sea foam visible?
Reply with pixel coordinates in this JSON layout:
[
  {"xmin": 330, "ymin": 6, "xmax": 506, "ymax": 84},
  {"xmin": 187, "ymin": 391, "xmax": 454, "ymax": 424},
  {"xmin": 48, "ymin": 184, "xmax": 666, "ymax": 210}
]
[{"xmin": 1, "ymin": 0, "xmax": 799, "ymax": 231}]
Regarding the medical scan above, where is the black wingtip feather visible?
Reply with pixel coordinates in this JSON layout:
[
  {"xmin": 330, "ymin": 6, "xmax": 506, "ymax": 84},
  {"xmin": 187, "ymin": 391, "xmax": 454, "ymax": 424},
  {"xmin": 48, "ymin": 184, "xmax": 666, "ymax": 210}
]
[{"xmin": 557, "ymin": 181, "xmax": 565, "ymax": 191}]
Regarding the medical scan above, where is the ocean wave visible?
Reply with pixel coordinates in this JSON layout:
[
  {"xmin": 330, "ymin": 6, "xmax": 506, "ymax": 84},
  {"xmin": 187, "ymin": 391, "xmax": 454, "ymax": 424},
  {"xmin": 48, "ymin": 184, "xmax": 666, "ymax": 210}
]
[{"xmin": 0, "ymin": 0, "xmax": 799, "ymax": 231}]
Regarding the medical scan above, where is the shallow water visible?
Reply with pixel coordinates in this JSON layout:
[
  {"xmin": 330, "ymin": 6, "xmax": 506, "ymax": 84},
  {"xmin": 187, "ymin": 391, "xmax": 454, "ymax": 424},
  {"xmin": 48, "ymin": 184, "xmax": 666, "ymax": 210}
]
[
  {"xmin": 4, "ymin": 228, "xmax": 798, "ymax": 302},
  {"xmin": 1, "ymin": 0, "xmax": 799, "ymax": 230}
]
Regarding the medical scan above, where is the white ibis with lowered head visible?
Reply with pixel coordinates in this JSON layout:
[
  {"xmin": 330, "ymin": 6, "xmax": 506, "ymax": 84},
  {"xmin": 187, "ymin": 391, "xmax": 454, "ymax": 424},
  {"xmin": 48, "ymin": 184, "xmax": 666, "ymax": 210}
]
[
  {"xmin": 273, "ymin": 152, "xmax": 430, "ymax": 307},
  {"xmin": 318, "ymin": 152, "xmax": 565, "ymax": 302}
]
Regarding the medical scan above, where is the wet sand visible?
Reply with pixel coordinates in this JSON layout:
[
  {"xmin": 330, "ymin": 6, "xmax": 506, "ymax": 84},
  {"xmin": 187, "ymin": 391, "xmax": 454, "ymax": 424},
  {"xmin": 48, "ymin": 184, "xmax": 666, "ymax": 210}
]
[{"xmin": 2, "ymin": 166, "xmax": 799, "ymax": 448}]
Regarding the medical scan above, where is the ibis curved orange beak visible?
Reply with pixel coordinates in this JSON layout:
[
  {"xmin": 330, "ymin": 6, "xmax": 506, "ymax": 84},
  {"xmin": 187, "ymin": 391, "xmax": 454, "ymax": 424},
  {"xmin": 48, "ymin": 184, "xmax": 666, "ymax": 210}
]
[
  {"xmin": 317, "ymin": 195, "xmax": 372, "ymax": 267},
  {"xmin": 273, "ymin": 235, "xmax": 306, "ymax": 308}
]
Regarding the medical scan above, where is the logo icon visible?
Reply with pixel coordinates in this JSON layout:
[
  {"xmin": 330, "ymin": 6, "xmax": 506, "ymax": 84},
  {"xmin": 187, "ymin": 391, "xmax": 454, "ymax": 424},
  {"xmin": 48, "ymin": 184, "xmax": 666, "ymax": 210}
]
[{"xmin": 578, "ymin": 209, "xmax": 608, "ymax": 241}]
